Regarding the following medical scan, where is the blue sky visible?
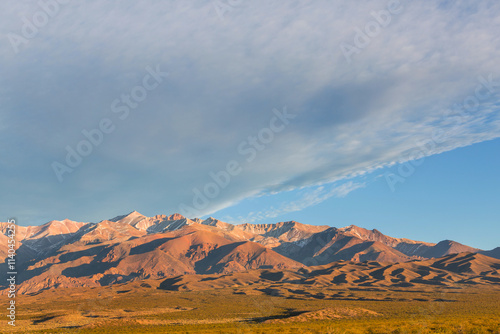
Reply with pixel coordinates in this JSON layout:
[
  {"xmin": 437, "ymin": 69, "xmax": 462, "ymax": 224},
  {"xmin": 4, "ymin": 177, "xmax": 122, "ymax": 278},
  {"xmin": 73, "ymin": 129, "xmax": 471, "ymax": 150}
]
[
  {"xmin": 1, "ymin": 1, "xmax": 499, "ymax": 249},
  {"xmin": 217, "ymin": 138, "xmax": 500, "ymax": 249}
]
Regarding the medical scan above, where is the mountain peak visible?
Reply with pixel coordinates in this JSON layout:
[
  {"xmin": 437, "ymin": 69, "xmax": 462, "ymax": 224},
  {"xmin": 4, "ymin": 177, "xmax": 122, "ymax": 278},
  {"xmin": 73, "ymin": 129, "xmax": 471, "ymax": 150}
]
[
  {"xmin": 110, "ymin": 210, "xmax": 144, "ymax": 222},
  {"xmin": 338, "ymin": 224, "xmax": 366, "ymax": 232},
  {"xmin": 45, "ymin": 218, "xmax": 81, "ymax": 226},
  {"xmin": 337, "ymin": 224, "xmax": 367, "ymax": 236},
  {"xmin": 437, "ymin": 239, "xmax": 455, "ymax": 245},
  {"xmin": 201, "ymin": 217, "xmax": 220, "ymax": 225},
  {"xmin": 167, "ymin": 213, "xmax": 187, "ymax": 221},
  {"xmin": 422, "ymin": 239, "xmax": 479, "ymax": 258}
]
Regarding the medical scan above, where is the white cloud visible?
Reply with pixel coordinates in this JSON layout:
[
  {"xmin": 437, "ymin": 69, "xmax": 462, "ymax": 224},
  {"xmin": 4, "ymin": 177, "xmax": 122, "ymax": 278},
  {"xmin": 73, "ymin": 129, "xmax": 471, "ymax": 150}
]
[
  {"xmin": 0, "ymin": 0, "xmax": 499, "ymax": 223},
  {"xmin": 222, "ymin": 181, "xmax": 366, "ymax": 224}
]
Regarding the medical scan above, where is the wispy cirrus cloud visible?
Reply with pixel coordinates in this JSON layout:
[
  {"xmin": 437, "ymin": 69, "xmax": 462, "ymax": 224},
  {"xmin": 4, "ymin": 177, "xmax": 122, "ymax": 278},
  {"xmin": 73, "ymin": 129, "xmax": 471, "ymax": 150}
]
[
  {"xmin": 222, "ymin": 181, "xmax": 366, "ymax": 224},
  {"xmin": 0, "ymin": 0, "xmax": 499, "ymax": 224}
]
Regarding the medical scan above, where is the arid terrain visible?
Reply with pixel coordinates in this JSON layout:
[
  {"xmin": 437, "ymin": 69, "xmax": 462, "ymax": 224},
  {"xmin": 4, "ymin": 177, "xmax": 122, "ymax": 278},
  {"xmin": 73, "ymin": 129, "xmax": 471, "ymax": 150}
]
[
  {"xmin": 2, "ymin": 213, "xmax": 500, "ymax": 333},
  {"xmin": 4, "ymin": 261, "xmax": 500, "ymax": 333},
  {"xmin": 1, "ymin": 212, "xmax": 499, "ymax": 294}
]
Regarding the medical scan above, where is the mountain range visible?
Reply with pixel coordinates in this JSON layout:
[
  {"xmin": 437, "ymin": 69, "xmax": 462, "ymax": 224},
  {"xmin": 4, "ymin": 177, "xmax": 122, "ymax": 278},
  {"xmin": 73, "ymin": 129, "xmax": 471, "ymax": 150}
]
[{"xmin": 1, "ymin": 211, "xmax": 499, "ymax": 294}]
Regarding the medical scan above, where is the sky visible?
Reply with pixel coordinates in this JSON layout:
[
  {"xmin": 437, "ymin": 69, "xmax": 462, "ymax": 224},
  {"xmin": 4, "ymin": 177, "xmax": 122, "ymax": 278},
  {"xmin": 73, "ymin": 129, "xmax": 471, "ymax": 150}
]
[{"xmin": 1, "ymin": 1, "xmax": 499, "ymax": 249}]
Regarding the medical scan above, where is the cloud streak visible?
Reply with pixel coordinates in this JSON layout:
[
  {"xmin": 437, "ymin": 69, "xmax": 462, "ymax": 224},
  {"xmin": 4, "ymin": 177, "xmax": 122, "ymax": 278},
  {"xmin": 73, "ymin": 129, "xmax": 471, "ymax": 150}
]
[
  {"xmin": 0, "ymin": 0, "xmax": 499, "ymax": 224},
  {"xmin": 222, "ymin": 181, "xmax": 366, "ymax": 224}
]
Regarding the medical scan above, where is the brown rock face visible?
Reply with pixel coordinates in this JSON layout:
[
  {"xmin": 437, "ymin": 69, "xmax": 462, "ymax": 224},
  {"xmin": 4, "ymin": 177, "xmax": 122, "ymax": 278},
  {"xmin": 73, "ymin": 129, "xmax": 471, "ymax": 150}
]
[{"xmin": 0, "ymin": 212, "xmax": 497, "ymax": 294}]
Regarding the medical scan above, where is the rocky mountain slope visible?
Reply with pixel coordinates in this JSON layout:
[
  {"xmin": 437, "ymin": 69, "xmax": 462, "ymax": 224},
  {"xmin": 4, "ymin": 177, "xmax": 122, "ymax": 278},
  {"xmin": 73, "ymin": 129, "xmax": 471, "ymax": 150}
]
[
  {"xmin": 0, "ymin": 212, "xmax": 497, "ymax": 294},
  {"xmin": 158, "ymin": 252, "xmax": 500, "ymax": 293}
]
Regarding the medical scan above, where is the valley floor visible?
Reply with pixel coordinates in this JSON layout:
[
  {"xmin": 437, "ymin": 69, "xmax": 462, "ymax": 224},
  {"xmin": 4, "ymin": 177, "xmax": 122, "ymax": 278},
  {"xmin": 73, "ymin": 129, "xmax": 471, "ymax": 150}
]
[{"xmin": 3, "ymin": 280, "xmax": 500, "ymax": 333}]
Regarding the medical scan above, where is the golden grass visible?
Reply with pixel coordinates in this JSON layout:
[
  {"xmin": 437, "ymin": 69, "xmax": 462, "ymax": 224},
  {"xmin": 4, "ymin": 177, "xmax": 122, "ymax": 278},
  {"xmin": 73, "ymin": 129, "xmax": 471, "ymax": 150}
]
[{"xmin": 4, "ymin": 280, "xmax": 500, "ymax": 333}]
